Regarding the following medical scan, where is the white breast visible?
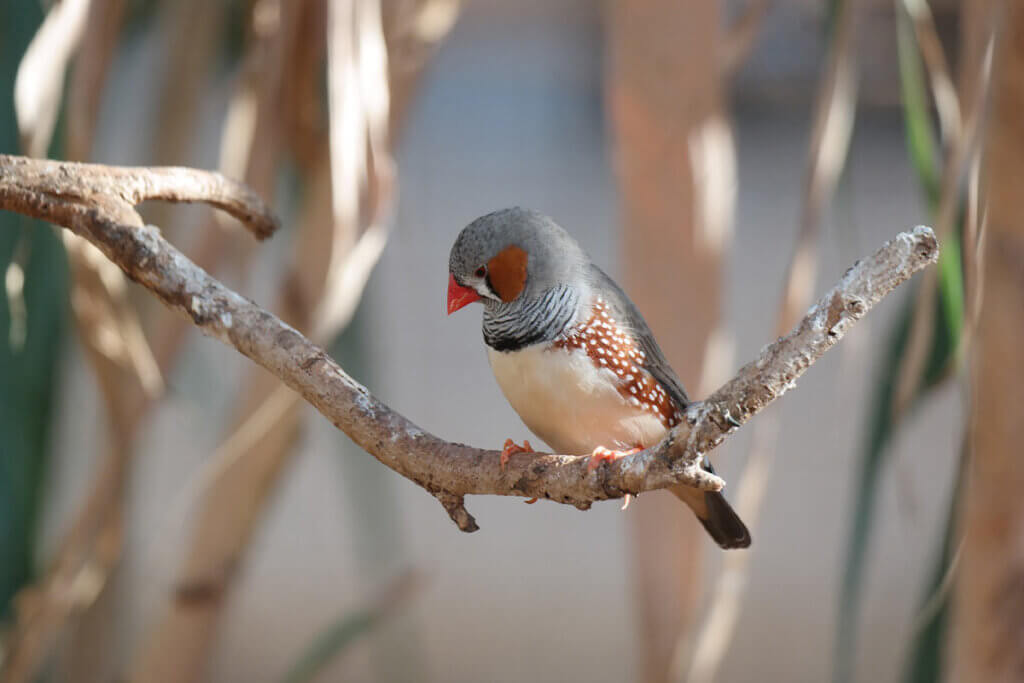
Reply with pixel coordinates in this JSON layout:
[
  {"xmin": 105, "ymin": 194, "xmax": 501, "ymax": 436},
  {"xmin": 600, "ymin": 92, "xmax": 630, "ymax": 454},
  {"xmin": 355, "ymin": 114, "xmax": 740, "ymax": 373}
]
[{"xmin": 487, "ymin": 345, "xmax": 669, "ymax": 455}]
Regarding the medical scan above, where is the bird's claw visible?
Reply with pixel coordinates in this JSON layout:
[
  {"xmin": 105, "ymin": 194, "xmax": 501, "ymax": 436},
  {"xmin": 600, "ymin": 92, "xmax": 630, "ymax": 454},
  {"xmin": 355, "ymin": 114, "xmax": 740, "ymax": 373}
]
[
  {"xmin": 587, "ymin": 445, "xmax": 642, "ymax": 472},
  {"xmin": 500, "ymin": 438, "xmax": 533, "ymax": 470}
]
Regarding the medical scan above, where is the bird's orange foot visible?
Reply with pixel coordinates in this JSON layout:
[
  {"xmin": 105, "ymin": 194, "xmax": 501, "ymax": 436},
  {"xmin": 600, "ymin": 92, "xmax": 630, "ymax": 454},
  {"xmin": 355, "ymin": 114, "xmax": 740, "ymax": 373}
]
[
  {"xmin": 500, "ymin": 438, "xmax": 534, "ymax": 470},
  {"xmin": 587, "ymin": 446, "xmax": 642, "ymax": 472}
]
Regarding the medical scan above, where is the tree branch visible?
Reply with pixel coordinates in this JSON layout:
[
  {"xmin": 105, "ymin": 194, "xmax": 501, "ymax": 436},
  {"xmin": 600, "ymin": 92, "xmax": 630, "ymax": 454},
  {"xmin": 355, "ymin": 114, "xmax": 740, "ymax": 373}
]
[
  {"xmin": 0, "ymin": 153, "xmax": 938, "ymax": 532},
  {"xmin": 0, "ymin": 155, "xmax": 278, "ymax": 239}
]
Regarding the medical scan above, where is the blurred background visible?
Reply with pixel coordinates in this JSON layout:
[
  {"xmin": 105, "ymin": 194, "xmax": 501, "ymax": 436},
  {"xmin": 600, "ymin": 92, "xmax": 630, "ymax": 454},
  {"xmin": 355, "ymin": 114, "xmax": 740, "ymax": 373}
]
[{"xmin": 0, "ymin": 0, "xmax": 1013, "ymax": 681}]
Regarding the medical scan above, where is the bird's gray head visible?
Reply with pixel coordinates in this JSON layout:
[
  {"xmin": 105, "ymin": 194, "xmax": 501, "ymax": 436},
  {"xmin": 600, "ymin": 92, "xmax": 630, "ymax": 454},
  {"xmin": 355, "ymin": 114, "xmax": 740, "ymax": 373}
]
[{"xmin": 447, "ymin": 208, "xmax": 588, "ymax": 351}]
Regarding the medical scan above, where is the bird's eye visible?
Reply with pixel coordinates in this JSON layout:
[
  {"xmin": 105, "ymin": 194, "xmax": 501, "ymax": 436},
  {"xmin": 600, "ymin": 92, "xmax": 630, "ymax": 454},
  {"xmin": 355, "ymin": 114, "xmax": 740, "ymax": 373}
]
[{"xmin": 474, "ymin": 265, "xmax": 487, "ymax": 278}]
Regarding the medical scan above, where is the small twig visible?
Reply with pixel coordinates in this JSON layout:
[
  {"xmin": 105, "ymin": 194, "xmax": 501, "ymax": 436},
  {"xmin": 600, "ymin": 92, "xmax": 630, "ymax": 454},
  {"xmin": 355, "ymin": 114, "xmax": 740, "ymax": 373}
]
[
  {"xmin": 0, "ymin": 153, "xmax": 939, "ymax": 530},
  {"xmin": 1, "ymin": 156, "xmax": 279, "ymax": 240}
]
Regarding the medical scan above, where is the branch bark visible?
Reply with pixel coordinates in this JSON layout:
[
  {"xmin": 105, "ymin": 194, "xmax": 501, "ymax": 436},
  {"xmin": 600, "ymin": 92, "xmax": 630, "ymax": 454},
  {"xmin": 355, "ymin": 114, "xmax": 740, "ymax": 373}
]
[{"xmin": 0, "ymin": 153, "xmax": 938, "ymax": 532}]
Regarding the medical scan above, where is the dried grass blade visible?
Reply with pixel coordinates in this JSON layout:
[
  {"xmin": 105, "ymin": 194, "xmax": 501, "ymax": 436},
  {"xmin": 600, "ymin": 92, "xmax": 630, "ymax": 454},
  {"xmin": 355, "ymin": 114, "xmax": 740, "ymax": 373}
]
[{"xmin": 681, "ymin": 3, "xmax": 859, "ymax": 681}]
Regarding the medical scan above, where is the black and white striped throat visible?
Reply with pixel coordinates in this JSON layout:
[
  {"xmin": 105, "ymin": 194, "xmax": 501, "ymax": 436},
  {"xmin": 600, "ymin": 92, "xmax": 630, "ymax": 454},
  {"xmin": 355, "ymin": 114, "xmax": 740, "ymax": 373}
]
[{"xmin": 482, "ymin": 284, "xmax": 580, "ymax": 352}]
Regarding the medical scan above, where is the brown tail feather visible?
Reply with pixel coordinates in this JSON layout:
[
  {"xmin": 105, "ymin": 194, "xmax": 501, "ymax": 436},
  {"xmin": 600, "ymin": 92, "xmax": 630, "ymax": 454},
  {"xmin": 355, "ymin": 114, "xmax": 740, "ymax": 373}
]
[{"xmin": 669, "ymin": 485, "xmax": 751, "ymax": 550}]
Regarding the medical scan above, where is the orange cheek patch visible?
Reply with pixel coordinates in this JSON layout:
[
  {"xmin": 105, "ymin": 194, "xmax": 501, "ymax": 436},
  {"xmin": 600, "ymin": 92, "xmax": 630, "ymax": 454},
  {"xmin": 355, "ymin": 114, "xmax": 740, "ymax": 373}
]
[{"xmin": 487, "ymin": 245, "xmax": 528, "ymax": 302}]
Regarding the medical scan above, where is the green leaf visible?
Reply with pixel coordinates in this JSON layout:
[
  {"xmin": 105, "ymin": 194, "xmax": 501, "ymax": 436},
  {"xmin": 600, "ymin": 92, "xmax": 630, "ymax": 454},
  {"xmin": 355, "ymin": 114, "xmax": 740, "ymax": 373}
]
[
  {"xmin": 833, "ymin": 8, "xmax": 964, "ymax": 683},
  {"xmin": 897, "ymin": 9, "xmax": 941, "ymax": 208},
  {"xmin": 894, "ymin": 3, "xmax": 964, "ymax": 351},
  {"xmin": 280, "ymin": 609, "xmax": 379, "ymax": 683},
  {"xmin": 279, "ymin": 570, "xmax": 419, "ymax": 683},
  {"xmin": 0, "ymin": 1, "xmax": 70, "ymax": 620},
  {"xmin": 825, "ymin": 0, "xmax": 846, "ymax": 40},
  {"xmin": 902, "ymin": 448, "xmax": 965, "ymax": 683}
]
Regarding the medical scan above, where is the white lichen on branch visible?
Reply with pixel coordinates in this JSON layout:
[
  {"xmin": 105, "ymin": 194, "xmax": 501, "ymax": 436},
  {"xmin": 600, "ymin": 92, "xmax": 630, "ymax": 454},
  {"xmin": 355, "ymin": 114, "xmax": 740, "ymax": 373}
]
[{"xmin": 0, "ymin": 154, "xmax": 939, "ymax": 532}]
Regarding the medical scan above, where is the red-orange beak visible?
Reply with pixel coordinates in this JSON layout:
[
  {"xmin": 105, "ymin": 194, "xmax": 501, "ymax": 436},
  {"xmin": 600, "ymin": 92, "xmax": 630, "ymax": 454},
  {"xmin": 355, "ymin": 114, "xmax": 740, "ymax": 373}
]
[{"xmin": 447, "ymin": 273, "xmax": 481, "ymax": 315}]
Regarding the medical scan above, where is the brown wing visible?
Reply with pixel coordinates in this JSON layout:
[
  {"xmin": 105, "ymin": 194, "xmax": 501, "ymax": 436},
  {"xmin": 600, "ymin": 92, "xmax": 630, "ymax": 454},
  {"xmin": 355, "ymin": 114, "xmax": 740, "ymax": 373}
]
[
  {"xmin": 585, "ymin": 264, "xmax": 691, "ymax": 410},
  {"xmin": 585, "ymin": 265, "xmax": 751, "ymax": 549}
]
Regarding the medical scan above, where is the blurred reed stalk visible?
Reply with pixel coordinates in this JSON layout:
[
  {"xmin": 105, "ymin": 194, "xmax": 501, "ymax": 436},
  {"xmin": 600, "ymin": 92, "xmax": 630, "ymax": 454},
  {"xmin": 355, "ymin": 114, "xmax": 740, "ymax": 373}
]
[
  {"xmin": 607, "ymin": 2, "xmax": 734, "ymax": 681},
  {"xmin": 0, "ymin": 0, "xmax": 69, "ymax": 679},
  {"xmin": 836, "ymin": 2, "xmax": 1001, "ymax": 680},
  {"xmin": 149, "ymin": 0, "xmax": 293, "ymax": 369},
  {"xmin": 141, "ymin": 0, "xmax": 227, "ymax": 236},
  {"xmin": 681, "ymin": 2, "xmax": 859, "ymax": 682},
  {"xmin": 6, "ymin": 1, "xmax": 258, "ymax": 679},
  {"xmin": 129, "ymin": 1, "xmax": 457, "ymax": 681},
  {"xmin": 719, "ymin": 0, "xmax": 775, "ymax": 79},
  {"xmin": 1, "ymin": 1, "xmax": 457, "ymax": 681},
  {"xmin": 111, "ymin": 0, "xmax": 302, "ymax": 677},
  {"xmin": 4, "ymin": 2, "xmax": 150, "ymax": 681},
  {"xmin": 952, "ymin": 0, "xmax": 998, "ymax": 360},
  {"xmin": 950, "ymin": 1, "xmax": 1024, "ymax": 680},
  {"xmin": 890, "ymin": 0, "xmax": 991, "ymax": 423}
]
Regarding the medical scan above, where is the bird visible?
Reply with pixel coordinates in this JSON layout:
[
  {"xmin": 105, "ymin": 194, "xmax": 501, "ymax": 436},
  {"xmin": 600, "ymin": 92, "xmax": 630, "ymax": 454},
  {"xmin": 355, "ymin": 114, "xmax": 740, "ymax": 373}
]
[{"xmin": 446, "ymin": 207, "xmax": 750, "ymax": 549}]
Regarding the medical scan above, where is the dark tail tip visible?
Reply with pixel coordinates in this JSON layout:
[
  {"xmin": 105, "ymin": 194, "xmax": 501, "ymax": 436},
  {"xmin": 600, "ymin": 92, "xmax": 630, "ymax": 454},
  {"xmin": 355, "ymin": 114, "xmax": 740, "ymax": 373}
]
[{"xmin": 699, "ymin": 491, "xmax": 751, "ymax": 550}]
